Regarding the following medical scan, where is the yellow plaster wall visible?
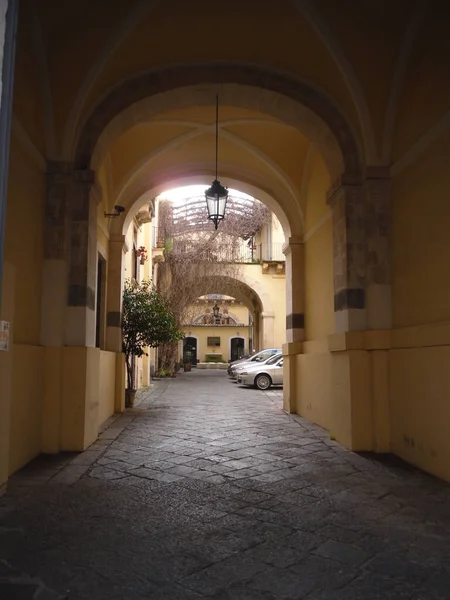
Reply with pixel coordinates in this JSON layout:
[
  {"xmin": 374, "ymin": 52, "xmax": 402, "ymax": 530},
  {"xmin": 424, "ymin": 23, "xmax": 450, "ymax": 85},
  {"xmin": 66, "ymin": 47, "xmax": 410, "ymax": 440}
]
[
  {"xmin": 4, "ymin": 137, "xmax": 45, "ymax": 344},
  {"xmin": 304, "ymin": 152, "xmax": 334, "ymax": 341},
  {"xmin": 98, "ymin": 350, "xmax": 116, "ymax": 428},
  {"xmin": 304, "ymin": 219, "xmax": 334, "ymax": 341},
  {"xmin": 295, "ymin": 344, "xmax": 352, "ymax": 447},
  {"xmin": 184, "ymin": 326, "xmax": 250, "ymax": 363},
  {"xmin": 390, "ymin": 345, "xmax": 450, "ymax": 481},
  {"xmin": 61, "ymin": 347, "xmax": 100, "ymax": 451},
  {"xmin": 304, "ymin": 152, "xmax": 330, "ymax": 231},
  {"xmin": 392, "ymin": 131, "xmax": 450, "ymax": 328},
  {"xmin": 9, "ymin": 344, "xmax": 44, "ymax": 474},
  {"xmin": 388, "ymin": 130, "xmax": 450, "ymax": 480}
]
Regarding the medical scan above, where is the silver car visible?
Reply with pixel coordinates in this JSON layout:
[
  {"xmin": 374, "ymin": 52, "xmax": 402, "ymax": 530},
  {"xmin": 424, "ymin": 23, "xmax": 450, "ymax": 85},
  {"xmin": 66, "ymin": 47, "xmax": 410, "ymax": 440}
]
[
  {"xmin": 228, "ymin": 348, "xmax": 281, "ymax": 380},
  {"xmin": 237, "ymin": 353, "xmax": 283, "ymax": 390}
]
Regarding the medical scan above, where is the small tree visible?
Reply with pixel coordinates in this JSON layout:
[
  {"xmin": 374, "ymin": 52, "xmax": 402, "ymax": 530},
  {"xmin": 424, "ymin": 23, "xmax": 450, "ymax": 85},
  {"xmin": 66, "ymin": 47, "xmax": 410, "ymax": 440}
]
[{"xmin": 122, "ymin": 279, "xmax": 183, "ymax": 391}]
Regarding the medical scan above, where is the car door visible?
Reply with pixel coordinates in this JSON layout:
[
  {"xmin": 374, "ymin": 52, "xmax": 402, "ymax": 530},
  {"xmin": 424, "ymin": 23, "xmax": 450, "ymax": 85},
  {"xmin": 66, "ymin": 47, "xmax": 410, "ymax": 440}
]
[{"xmin": 272, "ymin": 358, "xmax": 283, "ymax": 385}]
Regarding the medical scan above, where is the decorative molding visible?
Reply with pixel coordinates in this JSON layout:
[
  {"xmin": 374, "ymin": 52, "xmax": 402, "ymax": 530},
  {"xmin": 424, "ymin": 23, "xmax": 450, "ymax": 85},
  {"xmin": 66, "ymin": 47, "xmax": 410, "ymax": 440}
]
[{"xmin": 303, "ymin": 210, "xmax": 332, "ymax": 242}]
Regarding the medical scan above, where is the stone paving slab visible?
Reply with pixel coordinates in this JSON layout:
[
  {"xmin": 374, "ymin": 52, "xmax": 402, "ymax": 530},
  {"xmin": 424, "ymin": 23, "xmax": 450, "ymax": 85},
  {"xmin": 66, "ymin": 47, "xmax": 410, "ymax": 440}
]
[{"xmin": 1, "ymin": 371, "xmax": 450, "ymax": 598}]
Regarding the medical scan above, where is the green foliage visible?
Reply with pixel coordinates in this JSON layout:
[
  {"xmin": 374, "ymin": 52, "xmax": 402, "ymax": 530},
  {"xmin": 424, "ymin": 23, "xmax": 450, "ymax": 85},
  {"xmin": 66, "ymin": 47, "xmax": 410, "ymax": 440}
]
[
  {"xmin": 157, "ymin": 368, "xmax": 173, "ymax": 378},
  {"xmin": 122, "ymin": 279, "xmax": 183, "ymax": 389}
]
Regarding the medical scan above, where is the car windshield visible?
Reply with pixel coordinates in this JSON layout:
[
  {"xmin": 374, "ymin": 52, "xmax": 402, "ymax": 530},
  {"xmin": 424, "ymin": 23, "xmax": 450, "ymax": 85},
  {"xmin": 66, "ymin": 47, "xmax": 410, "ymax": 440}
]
[
  {"xmin": 265, "ymin": 353, "xmax": 282, "ymax": 365},
  {"xmin": 252, "ymin": 349, "xmax": 279, "ymax": 362}
]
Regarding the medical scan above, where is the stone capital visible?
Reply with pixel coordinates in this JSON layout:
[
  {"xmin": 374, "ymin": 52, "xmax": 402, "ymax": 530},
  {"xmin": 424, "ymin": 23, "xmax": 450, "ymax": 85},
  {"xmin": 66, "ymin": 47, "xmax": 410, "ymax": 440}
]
[
  {"xmin": 261, "ymin": 311, "xmax": 275, "ymax": 319},
  {"xmin": 282, "ymin": 236, "xmax": 304, "ymax": 255}
]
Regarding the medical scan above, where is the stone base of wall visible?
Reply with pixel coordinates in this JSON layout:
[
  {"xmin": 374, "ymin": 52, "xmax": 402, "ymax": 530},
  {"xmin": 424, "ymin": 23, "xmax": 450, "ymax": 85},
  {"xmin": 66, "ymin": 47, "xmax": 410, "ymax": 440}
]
[{"xmin": 196, "ymin": 363, "xmax": 228, "ymax": 370}]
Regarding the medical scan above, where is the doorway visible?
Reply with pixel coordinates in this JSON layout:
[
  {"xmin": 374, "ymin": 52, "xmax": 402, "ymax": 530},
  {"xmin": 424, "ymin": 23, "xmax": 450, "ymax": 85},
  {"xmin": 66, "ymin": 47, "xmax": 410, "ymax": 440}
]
[
  {"xmin": 230, "ymin": 337, "xmax": 245, "ymax": 362},
  {"xmin": 183, "ymin": 337, "xmax": 198, "ymax": 366}
]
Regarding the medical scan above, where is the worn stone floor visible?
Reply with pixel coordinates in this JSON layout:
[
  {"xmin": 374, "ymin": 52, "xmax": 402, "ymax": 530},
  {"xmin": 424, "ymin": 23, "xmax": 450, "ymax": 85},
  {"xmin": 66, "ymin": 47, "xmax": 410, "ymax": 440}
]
[{"xmin": 1, "ymin": 371, "xmax": 450, "ymax": 599}]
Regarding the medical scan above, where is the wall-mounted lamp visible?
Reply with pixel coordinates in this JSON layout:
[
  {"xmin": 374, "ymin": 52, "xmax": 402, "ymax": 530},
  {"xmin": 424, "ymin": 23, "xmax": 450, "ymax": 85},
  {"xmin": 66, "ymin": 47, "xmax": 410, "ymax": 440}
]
[{"xmin": 104, "ymin": 205, "xmax": 125, "ymax": 218}]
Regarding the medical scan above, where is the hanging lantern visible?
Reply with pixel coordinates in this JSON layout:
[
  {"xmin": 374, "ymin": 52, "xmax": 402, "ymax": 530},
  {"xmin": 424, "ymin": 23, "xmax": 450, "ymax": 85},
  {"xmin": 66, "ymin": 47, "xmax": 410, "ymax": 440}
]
[{"xmin": 205, "ymin": 95, "xmax": 228, "ymax": 229}]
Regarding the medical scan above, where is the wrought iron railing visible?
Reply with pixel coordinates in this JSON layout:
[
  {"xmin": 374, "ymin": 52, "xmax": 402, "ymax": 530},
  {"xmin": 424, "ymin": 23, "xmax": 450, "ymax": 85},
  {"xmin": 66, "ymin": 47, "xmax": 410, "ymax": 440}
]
[{"xmin": 151, "ymin": 228, "xmax": 285, "ymax": 263}]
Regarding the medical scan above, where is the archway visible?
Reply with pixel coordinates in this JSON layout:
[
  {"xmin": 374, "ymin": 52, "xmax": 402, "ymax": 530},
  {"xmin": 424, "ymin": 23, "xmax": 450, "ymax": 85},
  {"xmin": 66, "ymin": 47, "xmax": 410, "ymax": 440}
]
[{"xmin": 73, "ymin": 64, "xmax": 363, "ymax": 184}]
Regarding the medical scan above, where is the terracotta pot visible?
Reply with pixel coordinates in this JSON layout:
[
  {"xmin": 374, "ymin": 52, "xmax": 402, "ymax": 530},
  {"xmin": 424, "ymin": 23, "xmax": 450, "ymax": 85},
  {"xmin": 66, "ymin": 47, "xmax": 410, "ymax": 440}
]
[
  {"xmin": 184, "ymin": 363, "xmax": 192, "ymax": 372},
  {"xmin": 125, "ymin": 388, "xmax": 136, "ymax": 408}
]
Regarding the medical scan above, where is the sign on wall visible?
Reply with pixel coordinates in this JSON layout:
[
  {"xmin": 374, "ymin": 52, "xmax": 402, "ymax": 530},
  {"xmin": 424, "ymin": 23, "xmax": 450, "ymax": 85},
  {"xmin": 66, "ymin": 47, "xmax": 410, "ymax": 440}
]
[{"xmin": 0, "ymin": 320, "xmax": 10, "ymax": 351}]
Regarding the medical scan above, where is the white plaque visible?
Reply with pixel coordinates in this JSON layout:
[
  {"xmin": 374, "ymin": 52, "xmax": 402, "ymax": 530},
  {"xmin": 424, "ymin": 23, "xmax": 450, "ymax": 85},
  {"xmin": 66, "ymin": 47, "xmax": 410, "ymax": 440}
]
[{"xmin": 0, "ymin": 320, "xmax": 10, "ymax": 351}]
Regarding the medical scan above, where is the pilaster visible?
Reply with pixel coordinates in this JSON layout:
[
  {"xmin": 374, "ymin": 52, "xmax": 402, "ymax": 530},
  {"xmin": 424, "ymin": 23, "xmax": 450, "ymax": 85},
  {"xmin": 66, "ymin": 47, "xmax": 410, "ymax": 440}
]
[
  {"xmin": 261, "ymin": 311, "xmax": 275, "ymax": 349},
  {"xmin": 328, "ymin": 183, "xmax": 366, "ymax": 332},
  {"xmin": 364, "ymin": 168, "xmax": 391, "ymax": 330},
  {"xmin": 65, "ymin": 168, "xmax": 97, "ymax": 347},
  {"xmin": 40, "ymin": 161, "xmax": 73, "ymax": 346},
  {"xmin": 283, "ymin": 237, "xmax": 305, "ymax": 342}
]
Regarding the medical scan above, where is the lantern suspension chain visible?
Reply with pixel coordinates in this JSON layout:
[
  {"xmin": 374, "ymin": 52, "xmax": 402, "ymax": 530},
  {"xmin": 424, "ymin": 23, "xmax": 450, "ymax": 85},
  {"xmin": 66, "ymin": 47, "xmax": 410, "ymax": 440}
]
[{"xmin": 215, "ymin": 94, "xmax": 219, "ymax": 181}]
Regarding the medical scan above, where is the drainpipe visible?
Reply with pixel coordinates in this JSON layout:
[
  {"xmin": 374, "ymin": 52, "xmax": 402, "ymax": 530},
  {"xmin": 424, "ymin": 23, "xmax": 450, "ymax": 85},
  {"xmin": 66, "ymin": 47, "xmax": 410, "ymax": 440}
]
[
  {"xmin": 267, "ymin": 218, "xmax": 272, "ymax": 261},
  {"xmin": 0, "ymin": 0, "xmax": 18, "ymax": 308}
]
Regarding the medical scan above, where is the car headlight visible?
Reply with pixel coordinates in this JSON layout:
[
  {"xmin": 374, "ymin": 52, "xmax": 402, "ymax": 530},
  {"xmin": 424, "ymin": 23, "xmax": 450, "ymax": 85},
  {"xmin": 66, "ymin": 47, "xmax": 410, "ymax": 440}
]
[{"xmin": 240, "ymin": 372, "xmax": 248, "ymax": 376}]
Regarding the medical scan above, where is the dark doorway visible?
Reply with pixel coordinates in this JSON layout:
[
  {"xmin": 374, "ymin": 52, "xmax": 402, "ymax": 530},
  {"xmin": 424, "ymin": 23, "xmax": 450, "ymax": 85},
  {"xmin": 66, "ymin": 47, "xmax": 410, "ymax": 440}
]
[
  {"xmin": 183, "ymin": 337, "xmax": 198, "ymax": 366},
  {"xmin": 230, "ymin": 337, "xmax": 245, "ymax": 362}
]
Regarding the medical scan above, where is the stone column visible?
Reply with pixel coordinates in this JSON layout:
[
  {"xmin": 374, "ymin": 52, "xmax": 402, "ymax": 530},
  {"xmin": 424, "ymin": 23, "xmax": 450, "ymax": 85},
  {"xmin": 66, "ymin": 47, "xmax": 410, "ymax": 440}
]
[
  {"xmin": 105, "ymin": 234, "xmax": 126, "ymax": 352},
  {"xmin": 283, "ymin": 237, "xmax": 305, "ymax": 342},
  {"xmin": 261, "ymin": 312, "xmax": 275, "ymax": 349},
  {"xmin": 65, "ymin": 169, "xmax": 98, "ymax": 347},
  {"xmin": 364, "ymin": 168, "xmax": 391, "ymax": 330},
  {"xmin": 328, "ymin": 182, "xmax": 366, "ymax": 332}
]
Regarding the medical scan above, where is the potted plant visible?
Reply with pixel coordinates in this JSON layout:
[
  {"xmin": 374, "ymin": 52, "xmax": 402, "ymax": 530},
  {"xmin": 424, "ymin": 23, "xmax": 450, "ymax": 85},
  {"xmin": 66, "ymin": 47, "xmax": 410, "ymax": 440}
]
[
  {"xmin": 122, "ymin": 279, "xmax": 183, "ymax": 407},
  {"xmin": 183, "ymin": 361, "xmax": 192, "ymax": 372},
  {"xmin": 136, "ymin": 246, "xmax": 148, "ymax": 265}
]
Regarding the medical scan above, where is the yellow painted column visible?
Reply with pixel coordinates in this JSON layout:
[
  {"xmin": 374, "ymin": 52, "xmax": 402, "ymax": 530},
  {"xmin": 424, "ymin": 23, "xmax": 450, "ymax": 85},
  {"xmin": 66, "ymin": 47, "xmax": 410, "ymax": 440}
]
[
  {"xmin": 282, "ymin": 341, "xmax": 302, "ymax": 413},
  {"xmin": 282, "ymin": 238, "xmax": 304, "ymax": 415},
  {"xmin": 283, "ymin": 237, "xmax": 305, "ymax": 343},
  {"xmin": 41, "ymin": 162, "xmax": 72, "ymax": 454},
  {"xmin": 60, "ymin": 169, "xmax": 100, "ymax": 451},
  {"xmin": 261, "ymin": 312, "xmax": 275, "ymax": 349}
]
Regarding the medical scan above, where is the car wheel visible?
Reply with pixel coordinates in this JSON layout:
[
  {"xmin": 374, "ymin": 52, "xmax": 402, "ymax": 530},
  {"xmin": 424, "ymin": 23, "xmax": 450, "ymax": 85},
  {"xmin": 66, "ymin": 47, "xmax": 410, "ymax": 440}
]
[{"xmin": 255, "ymin": 373, "xmax": 272, "ymax": 390}]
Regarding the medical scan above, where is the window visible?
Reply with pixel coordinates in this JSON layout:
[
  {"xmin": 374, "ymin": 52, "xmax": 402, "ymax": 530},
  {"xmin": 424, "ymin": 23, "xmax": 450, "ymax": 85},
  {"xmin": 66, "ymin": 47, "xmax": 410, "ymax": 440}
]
[
  {"xmin": 266, "ymin": 353, "xmax": 282, "ymax": 365},
  {"xmin": 207, "ymin": 336, "xmax": 221, "ymax": 347},
  {"xmin": 252, "ymin": 349, "xmax": 280, "ymax": 362}
]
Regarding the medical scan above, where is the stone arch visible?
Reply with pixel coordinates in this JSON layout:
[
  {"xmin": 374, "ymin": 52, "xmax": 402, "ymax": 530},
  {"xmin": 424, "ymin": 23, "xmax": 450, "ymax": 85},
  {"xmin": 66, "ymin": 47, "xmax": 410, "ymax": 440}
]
[
  {"xmin": 195, "ymin": 274, "xmax": 271, "ymax": 316},
  {"xmin": 74, "ymin": 63, "xmax": 364, "ymax": 184},
  {"xmin": 112, "ymin": 172, "xmax": 293, "ymax": 239}
]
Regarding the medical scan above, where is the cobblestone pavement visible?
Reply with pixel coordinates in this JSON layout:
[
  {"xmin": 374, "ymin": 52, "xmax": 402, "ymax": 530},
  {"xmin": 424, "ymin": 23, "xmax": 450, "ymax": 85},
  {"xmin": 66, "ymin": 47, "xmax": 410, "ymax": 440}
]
[{"xmin": 1, "ymin": 370, "xmax": 450, "ymax": 599}]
